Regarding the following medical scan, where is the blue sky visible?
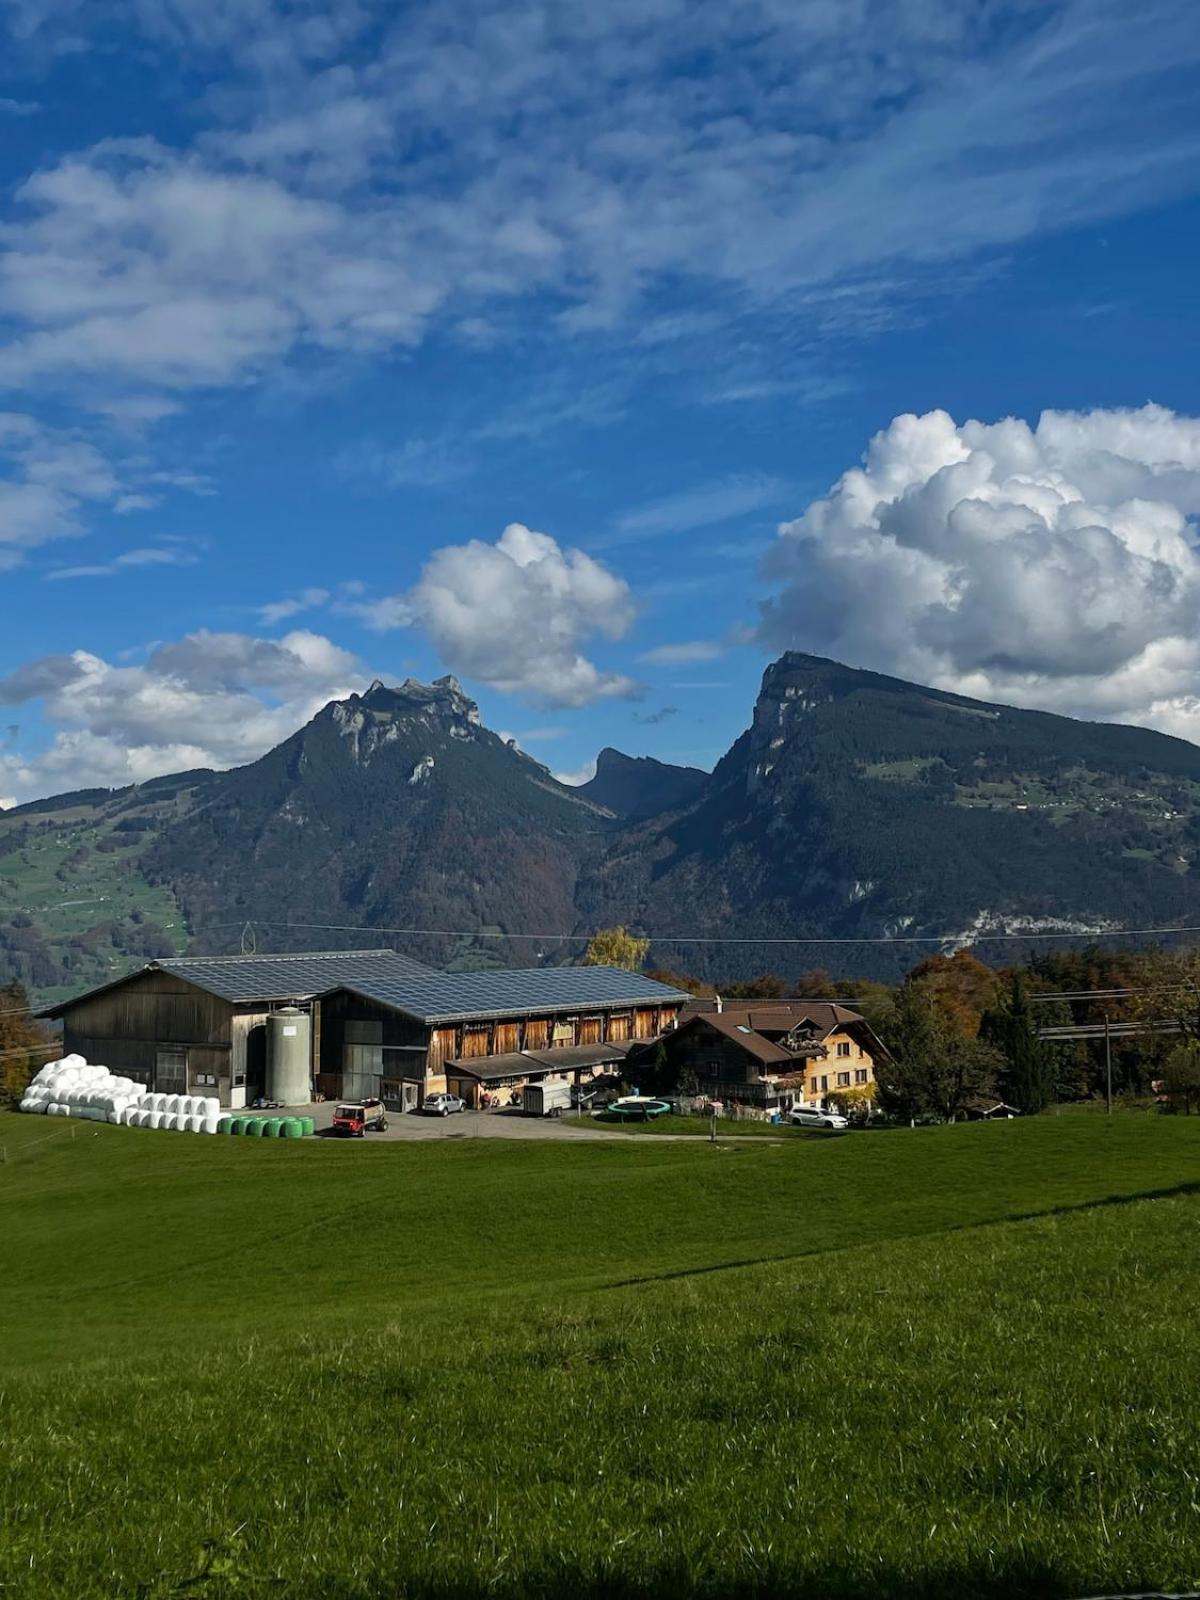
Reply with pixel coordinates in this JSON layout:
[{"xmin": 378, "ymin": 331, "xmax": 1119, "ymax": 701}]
[{"xmin": 2, "ymin": 0, "xmax": 1200, "ymax": 802}]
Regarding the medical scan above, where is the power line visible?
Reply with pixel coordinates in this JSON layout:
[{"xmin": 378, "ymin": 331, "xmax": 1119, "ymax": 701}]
[{"xmin": 197, "ymin": 916, "xmax": 1200, "ymax": 949}]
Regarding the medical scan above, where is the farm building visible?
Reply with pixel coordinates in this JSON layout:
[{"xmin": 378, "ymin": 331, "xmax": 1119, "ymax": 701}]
[
  {"xmin": 40, "ymin": 950, "xmax": 688, "ymax": 1110},
  {"xmin": 627, "ymin": 999, "xmax": 889, "ymax": 1112}
]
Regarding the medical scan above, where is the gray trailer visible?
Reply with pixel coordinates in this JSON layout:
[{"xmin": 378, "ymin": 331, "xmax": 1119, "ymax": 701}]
[{"xmin": 522, "ymin": 1079, "xmax": 573, "ymax": 1117}]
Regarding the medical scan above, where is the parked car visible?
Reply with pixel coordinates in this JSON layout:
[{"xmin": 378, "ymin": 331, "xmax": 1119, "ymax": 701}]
[
  {"xmin": 423, "ymin": 1092, "xmax": 467, "ymax": 1117},
  {"xmin": 789, "ymin": 1105, "xmax": 848, "ymax": 1131},
  {"xmin": 332, "ymin": 1098, "xmax": 389, "ymax": 1137}
]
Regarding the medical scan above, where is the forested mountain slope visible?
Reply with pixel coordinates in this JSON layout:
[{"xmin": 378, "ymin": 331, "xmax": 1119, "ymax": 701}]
[
  {"xmin": 6, "ymin": 655, "xmax": 1200, "ymax": 999},
  {"xmin": 576, "ymin": 747, "xmax": 707, "ymax": 819},
  {"xmin": 579, "ymin": 654, "xmax": 1200, "ymax": 978}
]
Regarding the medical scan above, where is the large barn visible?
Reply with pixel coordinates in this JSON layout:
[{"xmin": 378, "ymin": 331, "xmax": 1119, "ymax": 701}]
[{"xmin": 40, "ymin": 951, "xmax": 689, "ymax": 1110}]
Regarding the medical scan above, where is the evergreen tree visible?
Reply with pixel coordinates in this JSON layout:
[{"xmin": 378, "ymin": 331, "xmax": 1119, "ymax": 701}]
[{"xmin": 981, "ymin": 973, "xmax": 1055, "ymax": 1113}]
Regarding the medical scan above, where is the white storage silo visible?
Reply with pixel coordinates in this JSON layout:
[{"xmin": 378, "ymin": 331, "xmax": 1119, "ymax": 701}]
[{"xmin": 267, "ymin": 1007, "xmax": 312, "ymax": 1105}]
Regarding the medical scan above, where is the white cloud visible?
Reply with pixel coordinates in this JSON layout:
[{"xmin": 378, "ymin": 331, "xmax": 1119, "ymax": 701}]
[
  {"xmin": 0, "ymin": 1, "xmax": 1197, "ymax": 404},
  {"xmin": 553, "ymin": 758, "xmax": 598, "ymax": 788},
  {"xmin": 258, "ymin": 586, "xmax": 331, "ymax": 624},
  {"xmin": 0, "ymin": 411, "xmax": 124, "ymax": 559},
  {"xmin": 0, "ymin": 627, "xmax": 364, "ymax": 801},
  {"xmin": 357, "ymin": 522, "xmax": 641, "ymax": 708},
  {"xmin": 46, "ymin": 544, "xmax": 199, "ymax": 579},
  {"xmin": 761, "ymin": 402, "xmax": 1200, "ymax": 740},
  {"xmin": 606, "ymin": 474, "xmax": 786, "ymax": 547},
  {"xmin": 640, "ymin": 640, "xmax": 726, "ymax": 665}
]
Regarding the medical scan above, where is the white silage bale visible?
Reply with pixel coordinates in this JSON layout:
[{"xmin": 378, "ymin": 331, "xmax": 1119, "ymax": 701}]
[
  {"xmin": 202, "ymin": 1097, "xmax": 220, "ymax": 1121},
  {"xmin": 146, "ymin": 1110, "xmax": 163, "ymax": 1130},
  {"xmin": 20, "ymin": 1095, "xmax": 46, "ymax": 1114},
  {"xmin": 138, "ymin": 1109, "xmax": 154, "ymax": 1128},
  {"xmin": 164, "ymin": 1094, "xmax": 181, "ymax": 1115},
  {"xmin": 186, "ymin": 1113, "xmax": 204, "ymax": 1133}
]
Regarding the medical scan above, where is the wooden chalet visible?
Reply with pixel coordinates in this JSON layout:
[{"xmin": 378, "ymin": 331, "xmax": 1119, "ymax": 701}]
[{"xmin": 629, "ymin": 999, "xmax": 889, "ymax": 1111}]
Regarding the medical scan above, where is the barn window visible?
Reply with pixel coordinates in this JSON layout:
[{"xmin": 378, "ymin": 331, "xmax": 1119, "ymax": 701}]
[
  {"xmin": 155, "ymin": 1049, "xmax": 187, "ymax": 1091},
  {"xmin": 836, "ymin": 1041, "xmax": 852, "ymax": 1057}
]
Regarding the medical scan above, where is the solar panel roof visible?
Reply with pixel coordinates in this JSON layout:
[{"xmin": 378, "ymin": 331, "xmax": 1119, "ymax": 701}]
[
  {"xmin": 155, "ymin": 949, "xmax": 438, "ymax": 1003},
  {"xmin": 327, "ymin": 964, "xmax": 691, "ymax": 1024}
]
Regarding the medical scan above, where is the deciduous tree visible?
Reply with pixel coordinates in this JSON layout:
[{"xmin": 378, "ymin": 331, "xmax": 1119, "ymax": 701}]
[{"xmin": 583, "ymin": 926, "xmax": 650, "ymax": 971}]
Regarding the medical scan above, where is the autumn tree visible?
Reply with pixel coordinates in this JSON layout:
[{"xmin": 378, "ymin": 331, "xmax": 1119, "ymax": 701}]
[
  {"xmin": 583, "ymin": 926, "xmax": 650, "ymax": 971},
  {"xmin": 875, "ymin": 981, "xmax": 1001, "ymax": 1121},
  {"xmin": 0, "ymin": 979, "xmax": 48, "ymax": 1107},
  {"xmin": 905, "ymin": 950, "xmax": 999, "ymax": 1037}
]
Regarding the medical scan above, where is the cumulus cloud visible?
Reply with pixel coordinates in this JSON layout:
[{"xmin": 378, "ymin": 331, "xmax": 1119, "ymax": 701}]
[
  {"xmin": 357, "ymin": 522, "xmax": 640, "ymax": 708},
  {"xmin": 0, "ymin": 628, "xmax": 364, "ymax": 801},
  {"xmin": 761, "ymin": 403, "xmax": 1200, "ymax": 739}
]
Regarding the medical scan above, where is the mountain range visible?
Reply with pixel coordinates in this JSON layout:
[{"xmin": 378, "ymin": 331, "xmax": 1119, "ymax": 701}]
[{"xmin": 5, "ymin": 655, "xmax": 1200, "ymax": 1002}]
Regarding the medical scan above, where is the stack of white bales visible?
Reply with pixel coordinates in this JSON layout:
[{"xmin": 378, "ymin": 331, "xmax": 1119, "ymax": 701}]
[{"xmin": 20, "ymin": 1055, "xmax": 220, "ymax": 1132}]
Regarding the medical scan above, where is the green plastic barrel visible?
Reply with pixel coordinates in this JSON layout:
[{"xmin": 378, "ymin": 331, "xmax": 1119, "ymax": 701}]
[
  {"xmin": 243, "ymin": 1117, "xmax": 264, "ymax": 1138},
  {"xmin": 280, "ymin": 1117, "xmax": 302, "ymax": 1139},
  {"xmin": 263, "ymin": 1117, "xmax": 283, "ymax": 1138},
  {"xmin": 217, "ymin": 1116, "xmax": 233, "ymax": 1135}
]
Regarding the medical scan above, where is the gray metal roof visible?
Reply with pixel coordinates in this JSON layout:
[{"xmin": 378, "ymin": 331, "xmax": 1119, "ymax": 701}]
[
  {"xmin": 328, "ymin": 965, "xmax": 691, "ymax": 1025},
  {"xmin": 155, "ymin": 949, "xmax": 438, "ymax": 1003},
  {"xmin": 447, "ymin": 1041, "xmax": 637, "ymax": 1079}
]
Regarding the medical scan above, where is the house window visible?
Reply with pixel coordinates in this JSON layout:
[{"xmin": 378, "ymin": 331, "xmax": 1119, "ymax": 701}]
[
  {"xmin": 192, "ymin": 1071, "xmax": 218, "ymax": 1088},
  {"xmin": 836, "ymin": 1041, "xmax": 852, "ymax": 1057},
  {"xmin": 855, "ymin": 1068, "xmax": 868, "ymax": 1085},
  {"xmin": 809, "ymin": 1077, "xmax": 818, "ymax": 1095},
  {"xmin": 819, "ymin": 1075, "xmax": 828, "ymax": 1092},
  {"xmin": 836, "ymin": 1071, "xmax": 850, "ymax": 1088}
]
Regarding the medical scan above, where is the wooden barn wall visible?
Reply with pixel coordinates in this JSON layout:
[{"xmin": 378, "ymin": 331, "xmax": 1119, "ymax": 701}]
[
  {"xmin": 317, "ymin": 992, "xmax": 429, "ymax": 1082},
  {"xmin": 315, "ymin": 990, "xmax": 684, "ymax": 1090},
  {"xmin": 60, "ymin": 971, "xmax": 237, "ymax": 1089}
]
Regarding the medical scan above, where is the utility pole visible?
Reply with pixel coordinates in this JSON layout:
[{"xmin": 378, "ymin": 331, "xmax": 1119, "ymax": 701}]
[{"xmin": 1104, "ymin": 1012, "xmax": 1113, "ymax": 1116}]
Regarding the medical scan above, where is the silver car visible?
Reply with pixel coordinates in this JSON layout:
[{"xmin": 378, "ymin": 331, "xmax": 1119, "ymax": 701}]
[
  {"xmin": 423, "ymin": 1092, "xmax": 467, "ymax": 1117},
  {"xmin": 789, "ymin": 1105, "xmax": 849, "ymax": 1130}
]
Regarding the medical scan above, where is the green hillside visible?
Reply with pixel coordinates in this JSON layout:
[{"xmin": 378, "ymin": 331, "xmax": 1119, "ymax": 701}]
[
  {"xmin": 0, "ymin": 771, "xmax": 207, "ymax": 1004},
  {"xmin": 3, "ymin": 1113, "xmax": 1200, "ymax": 1597},
  {"xmin": 584, "ymin": 653, "xmax": 1200, "ymax": 978}
]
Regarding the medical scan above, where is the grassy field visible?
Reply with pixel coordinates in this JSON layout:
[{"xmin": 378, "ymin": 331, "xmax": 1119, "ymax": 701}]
[
  {"xmin": 568, "ymin": 1111, "xmax": 810, "ymax": 1136},
  {"xmin": 3, "ymin": 1112, "xmax": 1200, "ymax": 1598}
]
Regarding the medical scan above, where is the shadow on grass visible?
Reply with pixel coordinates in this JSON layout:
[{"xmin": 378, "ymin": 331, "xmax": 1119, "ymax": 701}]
[
  {"xmin": 241, "ymin": 1555, "xmax": 1128, "ymax": 1600},
  {"xmin": 597, "ymin": 1175, "xmax": 1200, "ymax": 1291}
]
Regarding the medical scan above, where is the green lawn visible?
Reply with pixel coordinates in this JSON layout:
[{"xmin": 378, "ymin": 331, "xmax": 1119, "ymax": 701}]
[
  {"xmin": 567, "ymin": 1110, "xmax": 809, "ymax": 1136},
  {"xmin": 3, "ymin": 1112, "xmax": 1200, "ymax": 1597}
]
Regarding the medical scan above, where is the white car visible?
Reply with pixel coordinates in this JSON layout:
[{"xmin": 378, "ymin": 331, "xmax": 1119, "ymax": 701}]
[
  {"xmin": 423, "ymin": 1092, "xmax": 467, "ymax": 1117},
  {"xmin": 789, "ymin": 1105, "xmax": 848, "ymax": 1130}
]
